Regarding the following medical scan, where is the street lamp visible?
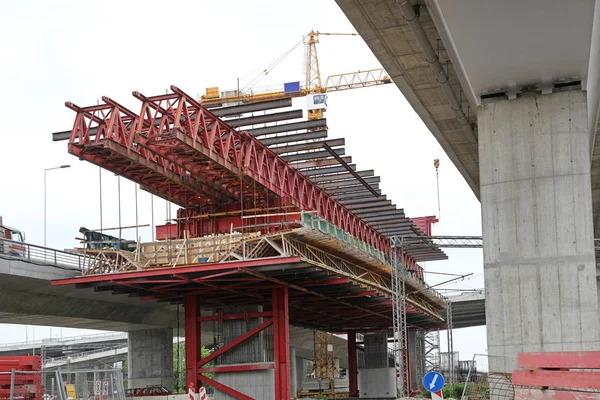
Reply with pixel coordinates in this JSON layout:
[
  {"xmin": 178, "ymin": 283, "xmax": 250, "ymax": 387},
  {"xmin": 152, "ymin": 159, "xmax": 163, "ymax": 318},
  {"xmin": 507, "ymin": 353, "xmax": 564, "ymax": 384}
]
[{"xmin": 44, "ymin": 165, "xmax": 70, "ymax": 247}]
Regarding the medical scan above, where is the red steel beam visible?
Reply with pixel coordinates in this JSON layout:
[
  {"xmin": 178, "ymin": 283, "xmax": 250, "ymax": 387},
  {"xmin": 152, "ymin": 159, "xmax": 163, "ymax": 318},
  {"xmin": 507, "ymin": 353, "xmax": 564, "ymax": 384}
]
[
  {"xmin": 51, "ymin": 257, "xmax": 303, "ymax": 286},
  {"xmin": 184, "ymin": 295, "xmax": 201, "ymax": 390},
  {"xmin": 197, "ymin": 375, "xmax": 253, "ymax": 400},
  {"xmin": 273, "ymin": 287, "xmax": 291, "ymax": 400},
  {"xmin": 198, "ymin": 319, "xmax": 273, "ymax": 368},
  {"xmin": 198, "ymin": 311, "xmax": 273, "ymax": 323},
  {"xmin": 298, "ymin": 278, "xmax": 350, "ymax": 286},
  {"xmin": 65, "ymin": 87, "xmax": 393, "ymax": 254},
  {"xmin": 348, "ymin": 330, "xmax": 359, "ymax": 397},
  {"xmin": 198, "ymin": 363, "xmax": 274, "ymax": 374}
]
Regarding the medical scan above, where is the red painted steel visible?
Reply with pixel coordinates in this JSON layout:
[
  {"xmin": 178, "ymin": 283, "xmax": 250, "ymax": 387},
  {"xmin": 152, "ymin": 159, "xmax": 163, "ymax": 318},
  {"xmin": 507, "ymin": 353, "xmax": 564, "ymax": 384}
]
[
  {"xmin": 197, "ymin": 311, "xmax": 273, "ymax": 322},
  {"xmin": 65, "ymin": 86, "xmax": 391, "ymax": 254},
  {"xmin": 410, "ymin": 216, "xmax": 439, "ymax": 236},
  {"xmin": 197, "ymin": 364, "xmax": 274, "ymax": 373},
  {"xmin": 515, "ymin": 388, "xmax": 600, "ymax": 400},
  {"xmin": 347, "ymin": 330, "xmax": 359, "ymax": 397},
  {"xmin": 196, "ymin": 375, "xmax": 253, "ymax": 400},
  {"xmin": 198, "ymin": 319, "xmax": 274, "ymax": 368},
  {"xmin": 51, "ymin": 257, "xmax": 303, "ymax": 286},
  {"xmin": 273, "ymin": 287, "xmax": 291, "ymax": 400},
  {"xmin": 184, "ymin": 295, "xmax": 201, "ymax": 390},
  {"xmin": 0, "ymin": 356, "xmax": 43, "ymax": 400},
  {"xmin": 512, "ymin": 370, "xmax": 600, "ymax": 389},
  {"xmin": 518, "ymin": 351, "xmax": 600, "ymax": 369}
]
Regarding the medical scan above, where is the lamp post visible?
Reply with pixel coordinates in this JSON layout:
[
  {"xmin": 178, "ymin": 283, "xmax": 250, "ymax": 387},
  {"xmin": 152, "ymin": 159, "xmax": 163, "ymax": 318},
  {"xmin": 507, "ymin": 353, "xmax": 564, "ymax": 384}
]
[{"xmin": 44, "ymin": 165, "xmax": 70, "ymax": 247}]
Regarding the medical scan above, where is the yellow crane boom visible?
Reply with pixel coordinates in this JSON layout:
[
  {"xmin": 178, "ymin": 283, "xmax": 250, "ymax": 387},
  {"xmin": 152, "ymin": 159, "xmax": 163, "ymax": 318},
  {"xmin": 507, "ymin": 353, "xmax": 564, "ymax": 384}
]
[{"xmin": 200, "ymin": 31, "xmax": 392, "ymax": 118}]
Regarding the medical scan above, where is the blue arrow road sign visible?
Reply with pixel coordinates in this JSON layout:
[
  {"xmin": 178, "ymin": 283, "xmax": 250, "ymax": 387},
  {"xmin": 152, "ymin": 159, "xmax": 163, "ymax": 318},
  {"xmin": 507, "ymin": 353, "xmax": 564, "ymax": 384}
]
[{"xmin": 423, "ymin": 371, "xmax": 445, "ymax": 392}]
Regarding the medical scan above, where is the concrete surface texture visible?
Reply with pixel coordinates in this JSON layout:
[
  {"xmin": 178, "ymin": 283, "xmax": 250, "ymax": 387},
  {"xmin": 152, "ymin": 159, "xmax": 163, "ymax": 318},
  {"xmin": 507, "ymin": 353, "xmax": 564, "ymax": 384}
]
[
  {"xmin": 479, "ymin": 90, "xmax": 600, "ymax": 372},
  {"xmin": 128, "ymin": 328, "xmax": 174, "ymax": 390},
  {"xmin": 334, "ymin": 0, "xmax": 480, "ymax": 195}
]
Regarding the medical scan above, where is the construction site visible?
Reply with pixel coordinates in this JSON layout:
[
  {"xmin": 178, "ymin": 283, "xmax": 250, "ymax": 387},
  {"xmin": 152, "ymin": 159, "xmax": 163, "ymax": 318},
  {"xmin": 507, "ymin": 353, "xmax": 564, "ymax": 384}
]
[{"xmin": 2, "ymin": 1, "xmax": 600, "ymax": 399}]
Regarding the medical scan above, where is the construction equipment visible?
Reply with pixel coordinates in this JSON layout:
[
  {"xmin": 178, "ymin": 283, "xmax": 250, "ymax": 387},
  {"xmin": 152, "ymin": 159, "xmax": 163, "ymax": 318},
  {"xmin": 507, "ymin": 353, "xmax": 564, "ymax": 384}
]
[
  {"xmin": 0, "ymin": 216, "xmax": 26, "ymax": 257},
  {"xmin": 298, "ymin": 331, "xmax": 348, "ymax": 398},
  {"xmin": 0, "ymin": 356, "xmax": 43, "ymax": 400},
  {"xmin": 200, "ymin": 31, "xmax": 392, "ymax": 119}
]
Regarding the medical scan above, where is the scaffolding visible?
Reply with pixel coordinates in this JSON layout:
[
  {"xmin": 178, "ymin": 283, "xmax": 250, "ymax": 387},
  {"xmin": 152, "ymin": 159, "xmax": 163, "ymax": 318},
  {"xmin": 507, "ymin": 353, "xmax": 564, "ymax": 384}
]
[
  {"xmin": 391, "ymin": 235, "xmax": 483, "ymax": 393},
  {"xmin": 391, "ymin": 237, "xmax": 409, "ymax": 396}
]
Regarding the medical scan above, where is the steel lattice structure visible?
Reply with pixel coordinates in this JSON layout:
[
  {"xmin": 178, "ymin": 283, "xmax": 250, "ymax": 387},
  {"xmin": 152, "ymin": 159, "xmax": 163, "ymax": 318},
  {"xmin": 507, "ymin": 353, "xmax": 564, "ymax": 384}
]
[
  {"xmin": 391, "ymin": 241, "xmax": 409, "ymax": 396},
  {"xmin": 66, "ymin": 86, "xmax": 391, "ymax": 254},
  {"xmin": 389, "ymin": 234, "xmax": 482, "ymax": 394},
  {"xmin": 401, "ymin": 236, "xmax": 483, "ymax": 249}
]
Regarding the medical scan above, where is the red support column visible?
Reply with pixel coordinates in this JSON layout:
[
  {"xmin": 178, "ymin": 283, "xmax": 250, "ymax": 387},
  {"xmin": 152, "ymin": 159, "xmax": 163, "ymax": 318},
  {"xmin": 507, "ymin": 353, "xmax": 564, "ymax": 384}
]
[
  {"xmin": 184, "ymin": 295, "xmax": 201, "ymax": 391},
  {"xmin": 347, "ymin": 330, "xmax": 359, "ymax": 397},
  {"xmin": 272, "ymin": 287, "xmax": 291, "ymax": 400}
]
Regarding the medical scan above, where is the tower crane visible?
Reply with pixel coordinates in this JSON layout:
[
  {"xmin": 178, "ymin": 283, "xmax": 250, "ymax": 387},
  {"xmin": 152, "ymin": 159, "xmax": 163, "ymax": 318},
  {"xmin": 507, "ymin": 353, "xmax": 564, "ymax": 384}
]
[{"xmin": 200, "ymin": 31, "xmax": 392, "ymax": 119}]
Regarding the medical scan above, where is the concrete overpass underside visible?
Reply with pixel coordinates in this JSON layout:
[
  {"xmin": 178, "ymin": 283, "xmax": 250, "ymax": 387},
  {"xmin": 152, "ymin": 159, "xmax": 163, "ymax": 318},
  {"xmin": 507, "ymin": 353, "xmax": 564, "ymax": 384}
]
[{"xmin": 336, "ymin": 0, "xmax": 600, "ymax": 234}]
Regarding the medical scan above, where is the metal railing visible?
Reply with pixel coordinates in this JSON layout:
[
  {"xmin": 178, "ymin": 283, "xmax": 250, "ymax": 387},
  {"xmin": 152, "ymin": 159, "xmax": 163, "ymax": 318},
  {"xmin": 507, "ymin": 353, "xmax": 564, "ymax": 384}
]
[
  {"xmin": 47, "ymin": 344, "xmax": 126, "ymax": 365},
  {"xmin": 0, "ymin": 332, "xmax": 127, "ymax": 351},
  {"xmin": 0, "ymin": 237, "xmax": 91, "ymax": 271}
]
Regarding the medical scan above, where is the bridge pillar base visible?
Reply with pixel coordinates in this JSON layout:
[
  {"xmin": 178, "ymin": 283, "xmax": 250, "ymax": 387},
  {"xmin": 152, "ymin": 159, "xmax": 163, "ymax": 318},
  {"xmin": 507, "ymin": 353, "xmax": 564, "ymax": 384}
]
[
  {"xmin": 478, "ymin": 90, "xmax": 600, "ymax": 373},
  {"xmin": 127, "ymin": 328, "xmax": 174, "ymax": 390}
]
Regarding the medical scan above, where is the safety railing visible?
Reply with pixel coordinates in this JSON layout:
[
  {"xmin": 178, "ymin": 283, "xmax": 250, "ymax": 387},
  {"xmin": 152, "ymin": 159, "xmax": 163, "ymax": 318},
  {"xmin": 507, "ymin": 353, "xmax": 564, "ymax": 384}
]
[
  {"xmin": 47, "ymin": 344, "xmax": 126, "ymax": 364},
  {"xmin": 0, "ymin": 237, "xmax": 91, "ymax": 271},
  {"xmin": 0, "ymin": 332, "xmax": 127, "ymax": 350}
]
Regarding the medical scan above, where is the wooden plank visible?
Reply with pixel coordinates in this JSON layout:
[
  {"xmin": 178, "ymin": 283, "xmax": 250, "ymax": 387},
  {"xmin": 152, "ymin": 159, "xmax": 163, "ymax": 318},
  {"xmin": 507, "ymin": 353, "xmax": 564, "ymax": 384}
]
[
  {"xmin": 515, "ymin": 388, "xmax": 600, "ymax": 400},
  {"xmin": 518, "ymin": 352, "xmax": 600, "ymax": 369},
  {"xmin": 512, "ymin": 370, "xmax": 600, "ymax": 389}
]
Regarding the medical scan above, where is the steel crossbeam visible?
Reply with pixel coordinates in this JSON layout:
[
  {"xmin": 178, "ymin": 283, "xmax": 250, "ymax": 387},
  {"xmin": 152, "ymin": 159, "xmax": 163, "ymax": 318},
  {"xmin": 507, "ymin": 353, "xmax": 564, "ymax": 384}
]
[
  {"xmin": 66, "ymin": 86, "xmax": 391, "ymax": 254},
  {"xmin": 396, "ymin": 236, "xmax": 483, "ymax": 249}
]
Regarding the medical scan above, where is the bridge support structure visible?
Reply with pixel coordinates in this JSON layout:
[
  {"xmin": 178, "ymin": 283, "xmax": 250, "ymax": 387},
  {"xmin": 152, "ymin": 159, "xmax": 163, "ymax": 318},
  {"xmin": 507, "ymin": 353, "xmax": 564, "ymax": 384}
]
[
  {"xmin": 184, "ymin": 287, "xmax": 290, "ymax": 400},
  {"xmin": 478, "ymin": 89, "xmax": 600, "ymax": 372},
  {"xmin": 127, "ymin": 328, "xmax": 174, "ymax": 390}
]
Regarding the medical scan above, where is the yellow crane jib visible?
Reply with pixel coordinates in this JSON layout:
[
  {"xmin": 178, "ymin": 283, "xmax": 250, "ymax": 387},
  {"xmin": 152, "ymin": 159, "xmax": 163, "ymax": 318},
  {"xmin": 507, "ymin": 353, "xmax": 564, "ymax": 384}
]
[{"xmin": 199, "ymin": 31, "xmax": 392, "ymax": 120}]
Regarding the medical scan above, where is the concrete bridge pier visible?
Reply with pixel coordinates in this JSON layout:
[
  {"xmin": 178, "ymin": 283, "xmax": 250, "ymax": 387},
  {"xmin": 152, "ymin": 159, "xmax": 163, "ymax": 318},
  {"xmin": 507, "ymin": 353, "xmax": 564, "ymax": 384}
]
[
  {"xmin": 479, "ymin": 89, "xmax": 600, "ymax": 373},
  {"xmin": 127, "ymin": 328, "xmax": 174, "ymax": 390}
]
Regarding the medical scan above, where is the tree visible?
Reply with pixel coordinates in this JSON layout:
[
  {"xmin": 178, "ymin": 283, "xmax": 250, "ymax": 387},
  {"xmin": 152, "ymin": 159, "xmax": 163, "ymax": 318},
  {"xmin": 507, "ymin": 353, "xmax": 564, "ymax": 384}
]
[{"xmin": 173, "ymin": 342, "xmax": 212, "ymax": 393}]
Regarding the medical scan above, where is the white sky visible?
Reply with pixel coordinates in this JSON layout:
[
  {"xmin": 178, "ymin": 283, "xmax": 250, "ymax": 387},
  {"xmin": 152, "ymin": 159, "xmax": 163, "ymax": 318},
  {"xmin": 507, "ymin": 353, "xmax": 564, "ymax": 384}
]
[{"xmin": 0, "ymin": 0, "xmax": 485, "ymax": 358}]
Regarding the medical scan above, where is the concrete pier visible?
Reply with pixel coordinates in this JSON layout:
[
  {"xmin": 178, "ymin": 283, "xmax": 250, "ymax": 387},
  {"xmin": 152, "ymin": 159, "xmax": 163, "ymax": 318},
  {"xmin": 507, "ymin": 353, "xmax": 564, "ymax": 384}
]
[
  {"xmin": 127, "ymin": 328, "xmax": 174, "ymax": 390},
  {"xmin": 479, "ymin": 90, "xmax": 600, "ymax": 372}
]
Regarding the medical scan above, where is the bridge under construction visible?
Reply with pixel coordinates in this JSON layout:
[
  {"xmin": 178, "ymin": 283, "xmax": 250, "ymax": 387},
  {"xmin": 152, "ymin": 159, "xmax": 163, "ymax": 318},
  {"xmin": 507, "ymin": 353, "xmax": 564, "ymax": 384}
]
[{"xmin": 46, "ymin": 81, "xmax": 454, "ymax": 400}]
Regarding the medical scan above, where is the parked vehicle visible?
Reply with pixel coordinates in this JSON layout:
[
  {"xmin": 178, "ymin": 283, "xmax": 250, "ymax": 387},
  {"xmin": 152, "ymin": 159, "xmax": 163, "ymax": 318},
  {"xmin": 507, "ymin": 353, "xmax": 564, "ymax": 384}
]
[
  {"xmin": 125, "ymin": 386, "xmax": 171, "ymax": 398},
  {"xmin": 0, "ymin": 216, "xmax": 26, "ymax": 257}
]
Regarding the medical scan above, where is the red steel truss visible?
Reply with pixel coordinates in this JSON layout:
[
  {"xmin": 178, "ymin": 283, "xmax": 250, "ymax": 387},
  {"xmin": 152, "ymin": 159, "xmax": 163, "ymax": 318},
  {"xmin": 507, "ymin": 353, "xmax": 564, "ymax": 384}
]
[{"xmin": 65, "ymin": 86, "xmax": 390, "ymax": 253}]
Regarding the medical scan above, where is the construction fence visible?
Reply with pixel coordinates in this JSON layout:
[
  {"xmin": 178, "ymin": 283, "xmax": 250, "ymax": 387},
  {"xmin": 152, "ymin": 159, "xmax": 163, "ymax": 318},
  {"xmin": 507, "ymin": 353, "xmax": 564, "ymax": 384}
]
[
  {"xmin": 461, "ymin": 354, "xmax": 515, "ymax": 400},
  {"xmin": 3, "ymin": 368, "xmax": 125, "ymax": 400}
]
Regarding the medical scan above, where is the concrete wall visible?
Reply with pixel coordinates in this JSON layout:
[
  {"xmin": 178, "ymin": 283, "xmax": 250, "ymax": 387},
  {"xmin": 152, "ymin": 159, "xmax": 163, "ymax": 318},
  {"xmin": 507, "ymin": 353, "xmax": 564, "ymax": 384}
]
[
  {"xmin": 214, "ymin": 307, "xmax": 273, "ymax": 400},
  {"xmin": 128, "ymin": 328, "xmax": 173, "ymax": 390},
  {"xmin": 478, "ymin": 90, "xmax": 600, "ymax": 372},
  {"xmin": 358, "ymin": 367, "xmax": 396, "ymax": 398},
  {"xmin": 363, "ymin": 333, "xmax": 389, "ymax": 368}
]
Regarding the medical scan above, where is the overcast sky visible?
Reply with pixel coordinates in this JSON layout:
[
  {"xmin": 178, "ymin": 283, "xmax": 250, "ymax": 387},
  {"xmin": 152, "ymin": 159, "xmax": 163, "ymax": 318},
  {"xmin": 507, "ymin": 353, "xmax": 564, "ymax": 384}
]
[{"xmin": 0, "ymin": 0, "xmax": 485, "ymax": 358}]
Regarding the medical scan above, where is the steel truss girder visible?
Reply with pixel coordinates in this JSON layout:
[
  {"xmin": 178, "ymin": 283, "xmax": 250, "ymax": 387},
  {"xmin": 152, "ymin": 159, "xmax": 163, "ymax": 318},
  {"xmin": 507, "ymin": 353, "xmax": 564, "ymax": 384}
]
[
  {"xmin": 393, "ymin": 236, "xmax": 483, "ymax": 249},
  {"xmin": 218, "ymin": 233, "xmax": 444, "ymax": 322},
  {"xmin": 65, "ymin": 86, "xmax": 391, "ymax": 254}
]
